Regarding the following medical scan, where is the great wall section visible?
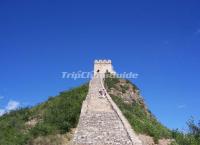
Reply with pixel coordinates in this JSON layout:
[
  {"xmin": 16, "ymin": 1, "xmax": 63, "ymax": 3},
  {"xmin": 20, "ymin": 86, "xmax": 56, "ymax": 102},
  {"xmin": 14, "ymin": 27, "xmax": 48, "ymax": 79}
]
[{"xmin": 72, "ymin": 60, "xmax": 143, "ymax": 145}]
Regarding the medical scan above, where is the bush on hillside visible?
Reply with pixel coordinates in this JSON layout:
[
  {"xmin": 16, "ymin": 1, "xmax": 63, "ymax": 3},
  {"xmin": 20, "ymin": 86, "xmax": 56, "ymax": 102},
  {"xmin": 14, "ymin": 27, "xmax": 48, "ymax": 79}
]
[
  {"xmin": 104, "ymin": 76, "xmax": 171, "ymax": 143},
  {"xmin": 110, "ymin": 94, "xmax": 171, "ymax": 143},
  {"xmin": 171, "ymin": 119, "xmax": 200, "ymax": 145},
  {"xmin": 0, "ymin": 84, "xmax": 88, "ymax": 145}
]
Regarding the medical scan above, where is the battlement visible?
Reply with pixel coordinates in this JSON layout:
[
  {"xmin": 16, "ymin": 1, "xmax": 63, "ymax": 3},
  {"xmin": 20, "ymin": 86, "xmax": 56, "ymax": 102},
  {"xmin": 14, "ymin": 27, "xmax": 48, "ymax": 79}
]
[
  {"xmin": 94, "ymin": 59, "xmax": 112, "ymax": 64},
  {"xmin": 94, "ymin": 59, "xmax": 115, "ymax": 76}
]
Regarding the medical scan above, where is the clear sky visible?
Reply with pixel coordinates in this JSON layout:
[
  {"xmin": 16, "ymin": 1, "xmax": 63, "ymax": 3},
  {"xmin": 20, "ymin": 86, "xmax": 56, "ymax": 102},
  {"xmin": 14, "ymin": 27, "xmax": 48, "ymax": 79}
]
[{"xmin": 0, "ymin": 0, "xmax": 200, "ymax": 130}]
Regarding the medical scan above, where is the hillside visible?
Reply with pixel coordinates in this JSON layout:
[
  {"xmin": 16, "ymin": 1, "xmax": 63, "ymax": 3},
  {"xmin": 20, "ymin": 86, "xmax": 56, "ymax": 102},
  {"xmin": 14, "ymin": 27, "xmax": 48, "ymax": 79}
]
[
  {"xmin": 0, "ymin": 76, "xmax": 173, "ymax": 145},
  {"xmin": 104, "ymin": 74, "xmax": 200, "ymax": 145},
  {"xmin": 0, "ymin": 84, "xmax": 88, "ymax": 145},
  {"xmin": 104, "ymin": 74, "xmax": 172, "ymax": 144},
  {"xmin": 3, "ymin": 74, "xmax": 197, "ymax": 144}
]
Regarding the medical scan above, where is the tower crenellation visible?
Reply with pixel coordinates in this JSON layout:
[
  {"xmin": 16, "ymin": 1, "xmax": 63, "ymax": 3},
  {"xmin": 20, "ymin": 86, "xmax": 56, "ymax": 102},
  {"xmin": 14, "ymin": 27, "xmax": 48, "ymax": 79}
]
[{"xmin": 94, "ymin": 59, "xmax": 112, "ymax": 64}]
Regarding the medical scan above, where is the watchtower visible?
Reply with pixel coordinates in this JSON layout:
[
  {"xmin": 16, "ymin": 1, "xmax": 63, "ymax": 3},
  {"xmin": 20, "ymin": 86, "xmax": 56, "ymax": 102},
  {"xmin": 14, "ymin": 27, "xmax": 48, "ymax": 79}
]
[{"xmin": 94, "ymin": 59, "xmax": 116, "ymax": 76}]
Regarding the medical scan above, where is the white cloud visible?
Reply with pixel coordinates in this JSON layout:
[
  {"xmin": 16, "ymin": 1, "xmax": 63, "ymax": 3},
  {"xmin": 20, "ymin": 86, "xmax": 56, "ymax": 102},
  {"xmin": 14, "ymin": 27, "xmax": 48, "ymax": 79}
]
[
  {"xmin": 0, "ymin": 100, "xmax": 20, "ymax": 116},
  {"xmin": 0, "ymin": 109, "xmax": 5, "ymax": 116},
  {"xmin": 6, "ymin": 100, "xmax": 20, "ymax": 111}
]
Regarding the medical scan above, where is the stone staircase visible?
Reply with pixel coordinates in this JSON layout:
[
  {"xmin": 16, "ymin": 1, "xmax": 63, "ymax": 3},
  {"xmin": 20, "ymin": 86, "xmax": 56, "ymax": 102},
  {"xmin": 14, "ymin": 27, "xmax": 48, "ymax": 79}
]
[{"xmin": 72, "ymin": 74, "xmax": 142, "ymax": 145}]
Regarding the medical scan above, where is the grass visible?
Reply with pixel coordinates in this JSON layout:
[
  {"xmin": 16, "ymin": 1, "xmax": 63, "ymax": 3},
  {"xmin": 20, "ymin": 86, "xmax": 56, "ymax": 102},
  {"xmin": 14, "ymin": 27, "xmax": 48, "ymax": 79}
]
[
  {"xmin": 110, "ymin": 94, "xmax": 171, "ymax": 143},
  {"xmin": 1, "ymin": 73, "xmax": 199, "ymax": 145},
  {"xmin": 0, "ymin": 83, "xmax": 88, "ymax": 145},
  {"xmin": 104, "ymin": 73, "xmax": 120, "ymax": 90},
  {"xmin": 104, "ymin": 74, "xmax": 171, "ymax": 143},
  {"xmin": 170, "ymin": 119, "xmax": 200, "ymax": 145},
  {"xmin": 104, "ymin": 74, "xmax": 200, "ymax": 145}
]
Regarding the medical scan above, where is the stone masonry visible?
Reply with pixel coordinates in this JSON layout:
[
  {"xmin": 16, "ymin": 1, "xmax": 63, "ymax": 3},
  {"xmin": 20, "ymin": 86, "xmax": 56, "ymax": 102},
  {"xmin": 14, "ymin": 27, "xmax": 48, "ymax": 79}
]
[
  {"xmin": 72, "ymin": 60, "xmax": 142, "ymax": 145},
  {"xmin": 93, "ymin": 60, "xmax": 116, "ymax": 76}
]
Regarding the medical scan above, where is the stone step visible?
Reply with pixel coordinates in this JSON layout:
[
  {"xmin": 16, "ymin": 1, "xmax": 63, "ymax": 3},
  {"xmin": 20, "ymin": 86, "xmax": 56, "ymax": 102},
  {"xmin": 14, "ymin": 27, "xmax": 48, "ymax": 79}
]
[{"xmin": 72, "ymin": 76, "xmax": 142, "ymax": 145}]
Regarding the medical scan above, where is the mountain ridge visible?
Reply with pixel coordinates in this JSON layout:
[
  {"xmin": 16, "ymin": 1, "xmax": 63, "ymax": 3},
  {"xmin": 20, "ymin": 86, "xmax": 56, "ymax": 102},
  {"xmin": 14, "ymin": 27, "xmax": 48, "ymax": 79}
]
[{"xmin": 0, "ymin": 76, "xmax": 173, "ymax": 145}]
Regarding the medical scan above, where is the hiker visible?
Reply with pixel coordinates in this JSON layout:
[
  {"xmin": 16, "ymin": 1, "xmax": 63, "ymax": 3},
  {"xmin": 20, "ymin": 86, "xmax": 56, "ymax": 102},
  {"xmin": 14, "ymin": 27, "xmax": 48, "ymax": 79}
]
[
  {"xmin": 103, "ymin": 89, "xmax": 106, "ymax": 96},
  {"xmin": 99, "ymin": 89, "xmax": 103, "ymax": 96}
]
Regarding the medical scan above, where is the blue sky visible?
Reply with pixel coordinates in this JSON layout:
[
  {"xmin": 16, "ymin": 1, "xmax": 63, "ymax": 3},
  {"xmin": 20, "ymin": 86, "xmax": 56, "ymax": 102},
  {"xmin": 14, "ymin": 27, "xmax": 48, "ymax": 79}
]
[{"xmin": 0, "ymin": 0, "xmax": 200, "ymax": 130}]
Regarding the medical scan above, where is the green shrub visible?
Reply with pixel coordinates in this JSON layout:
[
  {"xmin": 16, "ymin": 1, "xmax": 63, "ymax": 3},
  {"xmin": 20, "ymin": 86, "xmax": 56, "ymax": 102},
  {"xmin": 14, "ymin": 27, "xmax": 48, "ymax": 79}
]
[
  {"xmin": 30, "ymin": 123, "xmax": 56, "ymax": 137},
  {"xmin": 0, "ymin": 83, "xmax": 89, "ymax": 145},
  {"xmin": 171, "ymin": 119, "xmax": 200, "ymax": 145},
  {"xmin": 0, "ymin": 108, "xmax": 32, "ymax": 145},
  {"xmin": 104, "ymin": 72, "xmax": 119, "ymax": 89},
  {"xmin": 105, "ymin": 77, "xmax": 171, "ymax": 143},
  {"xmin": 120, "ymin": 84, "xmax": 129, "ymax": 93},
  {"xmin": 109, "ymin": 94, "xmax": 171, "ymax": 142}
]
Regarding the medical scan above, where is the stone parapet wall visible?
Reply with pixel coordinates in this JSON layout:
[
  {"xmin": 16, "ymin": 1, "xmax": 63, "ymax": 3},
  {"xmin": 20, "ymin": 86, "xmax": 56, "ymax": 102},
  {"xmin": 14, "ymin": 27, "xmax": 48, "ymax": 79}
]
[
  {"xmin": 100, "ymin": 78, "xmax": 142, "ymax": 145},
  {"xmin": 72, "ymin": 75, "xmax": 142, "ymax": 145}
]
